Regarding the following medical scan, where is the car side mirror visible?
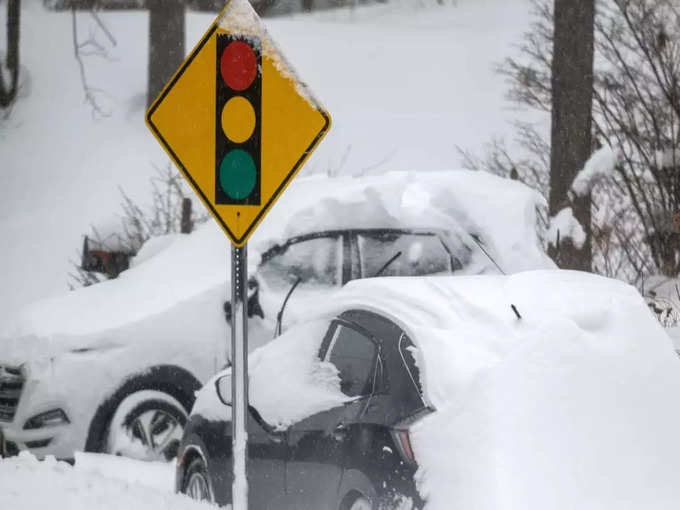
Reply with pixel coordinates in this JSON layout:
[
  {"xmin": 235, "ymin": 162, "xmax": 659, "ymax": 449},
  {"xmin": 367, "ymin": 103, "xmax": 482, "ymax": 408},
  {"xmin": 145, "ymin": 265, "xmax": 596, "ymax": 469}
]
[
  {"xmin": 224, "ymin": 278, "xmax": 264, "ymax": 323},
  {"xmin": 215, "ymin": 375, "xmax": 231, "ymax": 406}
]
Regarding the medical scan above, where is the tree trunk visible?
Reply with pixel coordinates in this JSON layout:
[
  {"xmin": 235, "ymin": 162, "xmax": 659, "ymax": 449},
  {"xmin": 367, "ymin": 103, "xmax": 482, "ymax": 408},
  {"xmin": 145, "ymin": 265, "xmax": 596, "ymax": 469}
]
[
  {"xmin": 548, "ymin": 0, "xmax": 595, "ymax": 271},
  {"xmin": 147, "ymin": 0, "xmax": 185, "ymax": 107},
  {"xmin": 0, "ymin": 0, "xmax": 21, "ymax": 108}
]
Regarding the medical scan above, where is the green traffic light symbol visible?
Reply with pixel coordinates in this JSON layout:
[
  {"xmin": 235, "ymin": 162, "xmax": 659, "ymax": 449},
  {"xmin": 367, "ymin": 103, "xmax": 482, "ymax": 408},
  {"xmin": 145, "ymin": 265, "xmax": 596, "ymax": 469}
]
[{"xmin": 219, "ymin": 149, "xmax": 257, "ymax": 200}]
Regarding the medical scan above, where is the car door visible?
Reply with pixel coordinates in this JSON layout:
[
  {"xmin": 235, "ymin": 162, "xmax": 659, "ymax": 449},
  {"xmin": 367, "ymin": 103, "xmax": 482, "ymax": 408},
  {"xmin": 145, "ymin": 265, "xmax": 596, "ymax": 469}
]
[
  {"xmin": 247, "ymin": 409, "xmax": 288, "ymax": 510},
  {"xmin": 284, "ymin": 320, "xmax": 380, "ymax": 510}
]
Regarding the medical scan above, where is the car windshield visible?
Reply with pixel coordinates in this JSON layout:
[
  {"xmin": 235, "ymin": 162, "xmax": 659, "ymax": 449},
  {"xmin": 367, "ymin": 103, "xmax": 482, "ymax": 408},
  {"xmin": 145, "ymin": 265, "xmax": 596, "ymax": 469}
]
[
  {"xmin": 258, "ymin": 235, "xmax": 343, "ymax": 292},
  {"xmin": 358, "ymin": 232, "xmax": 452, "ymax": 277}
]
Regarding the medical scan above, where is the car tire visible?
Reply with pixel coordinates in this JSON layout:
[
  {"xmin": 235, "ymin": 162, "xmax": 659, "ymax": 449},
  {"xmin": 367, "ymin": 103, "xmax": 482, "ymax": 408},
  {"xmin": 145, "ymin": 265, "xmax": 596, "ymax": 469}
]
[
  {"xmin": 105, "ymin": 390, "xmax": 187, "ymax": 461},
  {"xmin": 182, "ymin": 456, "xmax": 213, "ymax": 503}
]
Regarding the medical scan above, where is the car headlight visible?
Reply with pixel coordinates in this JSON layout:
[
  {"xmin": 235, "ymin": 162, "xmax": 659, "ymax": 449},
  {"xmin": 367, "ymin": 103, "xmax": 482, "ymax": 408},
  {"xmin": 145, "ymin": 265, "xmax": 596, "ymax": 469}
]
[{"xmin": 23, "ymin": 409, "xmax": 70, "ymax": 430}]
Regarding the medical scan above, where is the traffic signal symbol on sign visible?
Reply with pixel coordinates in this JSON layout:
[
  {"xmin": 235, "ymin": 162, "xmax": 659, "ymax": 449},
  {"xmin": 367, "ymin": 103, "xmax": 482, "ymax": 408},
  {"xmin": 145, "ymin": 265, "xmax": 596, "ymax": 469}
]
[
  {"xmin": 145, "ymin": 0, "xmax": 331, "ymax": 247},
  {"xmin": 215, "ymin": 35, "xmax": 262, "ymax": 206}
]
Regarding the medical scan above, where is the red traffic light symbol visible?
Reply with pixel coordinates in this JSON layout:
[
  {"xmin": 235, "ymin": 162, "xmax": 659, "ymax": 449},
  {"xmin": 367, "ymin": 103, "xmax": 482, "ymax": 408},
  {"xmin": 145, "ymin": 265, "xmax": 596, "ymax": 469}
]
[{"xmin": 220, "ymin": 40, "xmax": 258, "ymax": 91}]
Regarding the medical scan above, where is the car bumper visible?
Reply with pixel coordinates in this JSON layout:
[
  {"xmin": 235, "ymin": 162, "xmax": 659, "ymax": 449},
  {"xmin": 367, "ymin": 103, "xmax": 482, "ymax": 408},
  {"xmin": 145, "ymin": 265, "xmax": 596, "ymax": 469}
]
[
  {"xmin": 0, "ymin": 419, "xmax": 79, "ymax": 460},
  {"xmin": 0, "ymin": 362, "xmax": 87, "ymax": 460}
]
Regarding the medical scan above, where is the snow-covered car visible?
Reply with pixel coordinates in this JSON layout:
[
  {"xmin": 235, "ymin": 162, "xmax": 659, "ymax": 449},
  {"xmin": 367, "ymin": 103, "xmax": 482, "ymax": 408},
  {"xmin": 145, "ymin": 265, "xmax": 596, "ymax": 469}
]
[
  {"xmin": 0, "ymin": 171, "xmax": 552, "ymax": 462},
  {"xmin": 178, "ymin": 271, "xmax": 680, "ymax": 510}
]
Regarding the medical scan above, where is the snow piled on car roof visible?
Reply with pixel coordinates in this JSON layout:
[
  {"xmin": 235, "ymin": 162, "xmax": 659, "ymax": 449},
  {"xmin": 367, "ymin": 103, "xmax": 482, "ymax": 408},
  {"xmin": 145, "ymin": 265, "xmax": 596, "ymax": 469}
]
[
  {"xmin": 323, "ymin": 271, "xmax": 680, "ymax": 509},
  {"xmin": 2, "ymin": 170, "xmax": 549, "ymax": 342}
]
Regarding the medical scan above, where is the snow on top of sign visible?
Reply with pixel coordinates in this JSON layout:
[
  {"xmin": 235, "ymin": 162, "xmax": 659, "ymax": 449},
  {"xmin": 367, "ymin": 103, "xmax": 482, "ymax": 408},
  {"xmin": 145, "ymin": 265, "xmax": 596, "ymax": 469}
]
[{"xmin": 217, "ymin": 0, "xmax": 321, "ymax": 108}]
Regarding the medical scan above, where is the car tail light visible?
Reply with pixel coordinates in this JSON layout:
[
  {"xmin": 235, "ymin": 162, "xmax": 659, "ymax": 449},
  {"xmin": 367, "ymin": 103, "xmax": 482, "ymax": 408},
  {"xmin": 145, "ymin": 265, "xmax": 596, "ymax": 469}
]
[{"xmin": 392, "ymin": 429, "xmax": 416, "ymax": 466}]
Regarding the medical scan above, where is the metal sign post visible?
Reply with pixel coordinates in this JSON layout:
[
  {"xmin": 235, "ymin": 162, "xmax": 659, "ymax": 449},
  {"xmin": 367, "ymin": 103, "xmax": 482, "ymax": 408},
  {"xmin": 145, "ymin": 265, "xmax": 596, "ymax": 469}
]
[
  {"xmin": 145, "ymin": 3, "xmax": 331, "ymax": 509},
  {"xmin": 230, "ymin": 244, "xmax": 249, "ymax": 509}
]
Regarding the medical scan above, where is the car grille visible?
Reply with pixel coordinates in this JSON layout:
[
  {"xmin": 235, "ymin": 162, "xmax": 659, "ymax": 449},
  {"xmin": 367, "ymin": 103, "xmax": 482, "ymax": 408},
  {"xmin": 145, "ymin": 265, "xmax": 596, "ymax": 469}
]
[{"xmin": 0, "ymin": 365, "xmax": 25, "ymax": 423}]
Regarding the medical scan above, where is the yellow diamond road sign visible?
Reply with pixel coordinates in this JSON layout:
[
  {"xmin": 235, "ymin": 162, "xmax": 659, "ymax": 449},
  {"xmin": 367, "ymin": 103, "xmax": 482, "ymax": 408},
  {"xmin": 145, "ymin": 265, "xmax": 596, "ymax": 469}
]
[{"xmin": 146, "ymin": 0, "xmax": 331, "ymax": 246}]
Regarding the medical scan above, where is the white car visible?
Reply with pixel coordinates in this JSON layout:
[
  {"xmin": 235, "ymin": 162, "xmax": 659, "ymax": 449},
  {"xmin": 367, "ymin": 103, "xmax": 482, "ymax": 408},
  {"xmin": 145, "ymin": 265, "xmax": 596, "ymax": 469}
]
[{"xmin": 0, "ymin": 170, "xmax": 552, "ymax": 461}]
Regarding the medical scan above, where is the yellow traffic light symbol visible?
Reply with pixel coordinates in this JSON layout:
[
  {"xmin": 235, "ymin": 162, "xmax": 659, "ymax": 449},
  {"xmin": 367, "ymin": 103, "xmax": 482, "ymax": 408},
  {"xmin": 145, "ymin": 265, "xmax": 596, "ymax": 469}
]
[{"xmin": 145, "ymin": 0, "xmax": 331, "ymax": 247}]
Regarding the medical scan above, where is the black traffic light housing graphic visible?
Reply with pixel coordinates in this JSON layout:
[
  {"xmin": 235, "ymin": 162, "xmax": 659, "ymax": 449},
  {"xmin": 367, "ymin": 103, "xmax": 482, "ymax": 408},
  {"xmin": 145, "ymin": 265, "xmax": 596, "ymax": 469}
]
[{"xmin": 215, "ymin": 34, "xmax": 262, "ymax": 206}]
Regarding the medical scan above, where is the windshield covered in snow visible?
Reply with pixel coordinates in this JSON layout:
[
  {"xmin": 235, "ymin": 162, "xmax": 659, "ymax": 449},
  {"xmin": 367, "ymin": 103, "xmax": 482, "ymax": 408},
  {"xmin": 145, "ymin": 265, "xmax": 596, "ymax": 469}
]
[
  {"xmin": 258, "ymin": 234, "xmax": 343, "ymax": 291},
  {"xmin": 357, "ymin": 231, "xmax": 454, "ymax": 277}
]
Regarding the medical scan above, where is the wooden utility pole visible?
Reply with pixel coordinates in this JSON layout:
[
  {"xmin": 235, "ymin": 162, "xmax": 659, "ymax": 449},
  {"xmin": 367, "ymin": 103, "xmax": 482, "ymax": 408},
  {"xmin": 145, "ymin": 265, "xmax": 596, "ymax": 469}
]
[{"xmin": 549, "ymin": 0, "xmax": 595, "ymax": 270}]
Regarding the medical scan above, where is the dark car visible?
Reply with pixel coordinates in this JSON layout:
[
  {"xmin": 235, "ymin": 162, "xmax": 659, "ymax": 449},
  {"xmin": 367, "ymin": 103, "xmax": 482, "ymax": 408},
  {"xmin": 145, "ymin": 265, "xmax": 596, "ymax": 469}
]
[{"xmin": 176, "ymin": 308, "xmax": 433, "ymax": 510}]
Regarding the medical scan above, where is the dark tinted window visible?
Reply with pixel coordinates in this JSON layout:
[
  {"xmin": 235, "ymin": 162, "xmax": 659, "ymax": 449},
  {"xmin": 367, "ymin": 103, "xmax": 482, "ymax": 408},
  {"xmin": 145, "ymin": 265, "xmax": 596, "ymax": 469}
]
[{"xmin": 326, "ymin": 324, "xmax": 376, "ymax": 397}]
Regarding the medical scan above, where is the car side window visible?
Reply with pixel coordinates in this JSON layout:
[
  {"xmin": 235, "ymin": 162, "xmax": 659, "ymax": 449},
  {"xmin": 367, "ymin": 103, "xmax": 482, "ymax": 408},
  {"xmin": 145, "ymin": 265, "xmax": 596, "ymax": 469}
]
[
  {"xmin": 325, "ymin": 324, "xmax": 377, "ymax": 398},
  {"xmin": 258, "ymin": 235, "xmax": 342, "ymax": 291},
  {"xmin": 358, "ymin": 232, "xmax": 452, "ymax": 277}
]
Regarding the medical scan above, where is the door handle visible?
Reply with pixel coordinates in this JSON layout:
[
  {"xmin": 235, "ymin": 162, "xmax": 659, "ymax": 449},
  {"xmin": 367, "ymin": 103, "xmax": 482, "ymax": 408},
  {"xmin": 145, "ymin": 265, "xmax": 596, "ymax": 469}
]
[
  {"xmin": 332, "ymin": 423, "xmax": 347, "ymax": 442},
  {"xmin": 268, "ymin": 433, "xmax": 284, "ymax": 444}
]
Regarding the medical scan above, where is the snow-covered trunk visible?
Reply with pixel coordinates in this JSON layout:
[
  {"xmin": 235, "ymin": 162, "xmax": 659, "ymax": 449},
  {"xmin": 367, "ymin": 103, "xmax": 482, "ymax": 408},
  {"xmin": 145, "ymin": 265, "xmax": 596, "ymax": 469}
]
[{"xmin": 548, "ymin": 0, "xmax": 595, "ymax": 271}]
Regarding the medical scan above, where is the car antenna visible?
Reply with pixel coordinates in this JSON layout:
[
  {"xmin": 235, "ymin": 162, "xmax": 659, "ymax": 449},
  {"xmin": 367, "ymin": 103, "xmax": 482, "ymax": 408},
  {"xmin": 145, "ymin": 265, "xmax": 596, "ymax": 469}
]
[
  {"xmin": 274, "ymin": 276, "xmax": 302, "ymax": 338},
  {"xmin": 469, "ymin": 235, "xmax": 505, "ymax": 275},
  {"xmin": 374, "ymin": 251, "xmax": 403, "ymax": 277},
  {"xmin": 511, "ymin": 304, "xmax": 522, "ymax": 320}
]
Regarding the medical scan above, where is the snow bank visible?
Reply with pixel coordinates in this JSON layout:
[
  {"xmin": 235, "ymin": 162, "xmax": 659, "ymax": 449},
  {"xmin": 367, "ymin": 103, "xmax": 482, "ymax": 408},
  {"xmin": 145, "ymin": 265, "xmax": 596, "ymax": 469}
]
[
  {"xmin": 321, "ymin": 271, "xmax": 680, "ymax": 510},
  {"xmin": 192, "ymin": 320, "xmax": 349, "ymax": 428},
  {"xmin": 0, "ymin": 452, "xmax": 210, "ymax": 510},
  {"xmin": 73, "ymin": 452, "xmax": 174, "ymax": 492}
]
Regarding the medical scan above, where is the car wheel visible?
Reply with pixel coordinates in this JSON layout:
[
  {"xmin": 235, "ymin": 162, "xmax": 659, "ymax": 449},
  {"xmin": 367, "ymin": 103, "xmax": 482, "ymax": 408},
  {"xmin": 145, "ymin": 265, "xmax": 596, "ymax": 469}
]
[
  {"xmin": 183, "ymin": 456, "xmax": 213, "ymax": 502},
  {"xmin": 348, "ymin": 496, "xmax": 373, "ymax": 510},
  {"xmin": 105, "ymin": 390, "xmax": 187, "ymax": 461}
]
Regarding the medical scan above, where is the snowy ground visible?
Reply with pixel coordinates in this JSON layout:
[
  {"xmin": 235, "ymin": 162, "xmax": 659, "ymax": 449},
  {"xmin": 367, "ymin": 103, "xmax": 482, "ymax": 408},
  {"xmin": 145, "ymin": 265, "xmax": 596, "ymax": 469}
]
[
  {"xmin": 0, "ymin": 0, "xmax": 530, "ymax": 324},
  {"xmin": 0, "ymin": 452, "xmax": 210, "ymax": 510}
]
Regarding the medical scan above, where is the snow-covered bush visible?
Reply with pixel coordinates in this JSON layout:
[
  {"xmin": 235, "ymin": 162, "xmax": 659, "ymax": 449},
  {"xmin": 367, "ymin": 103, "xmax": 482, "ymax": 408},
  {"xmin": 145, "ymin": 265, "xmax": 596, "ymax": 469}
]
[{"xmin": 69, "ymin": 164, "xmax": 208, "ymax": 289}]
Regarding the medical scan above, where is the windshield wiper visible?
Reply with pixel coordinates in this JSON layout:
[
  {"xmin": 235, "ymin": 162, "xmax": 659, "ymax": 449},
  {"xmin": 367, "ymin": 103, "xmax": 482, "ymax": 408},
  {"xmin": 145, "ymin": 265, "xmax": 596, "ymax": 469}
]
[
  {"xmin": 374, "ymin": 251, "xmax": 403, "ymax": 277},
  {"xmin": 274, "ymin": 276, "xmax": 302, "ymax": 338}
]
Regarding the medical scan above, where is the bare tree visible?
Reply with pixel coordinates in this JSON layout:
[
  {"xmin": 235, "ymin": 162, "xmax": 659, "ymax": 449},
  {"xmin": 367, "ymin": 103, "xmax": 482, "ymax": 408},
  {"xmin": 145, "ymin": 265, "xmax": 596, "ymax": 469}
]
[
  {"xmin": 71, "ymin": 9, "xmax": 116, "ymax": 118},
  {"xmin": 45, "ymin": 1, "xmax": 278, "ymax": 106},
  {"xmin": 471, "ymin": 0, "xmax": 680, "ymax": 287}
]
